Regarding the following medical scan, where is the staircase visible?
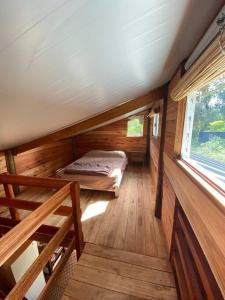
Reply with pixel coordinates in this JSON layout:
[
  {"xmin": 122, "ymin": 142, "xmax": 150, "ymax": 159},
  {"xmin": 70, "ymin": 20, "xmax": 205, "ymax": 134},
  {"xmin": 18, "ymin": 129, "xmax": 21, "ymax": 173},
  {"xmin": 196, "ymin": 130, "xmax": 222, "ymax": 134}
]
[{"xmin": 61, "ymin": 243, "xmax": 177, "ymax": 300}]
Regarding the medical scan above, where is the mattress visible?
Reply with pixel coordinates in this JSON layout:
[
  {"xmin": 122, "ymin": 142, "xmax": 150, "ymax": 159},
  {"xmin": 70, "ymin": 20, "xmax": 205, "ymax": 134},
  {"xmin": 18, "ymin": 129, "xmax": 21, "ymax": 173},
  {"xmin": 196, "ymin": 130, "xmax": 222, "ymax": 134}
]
[{"xmin": 56, "ymin": 150, "xmax": 127, "ymax": 192}]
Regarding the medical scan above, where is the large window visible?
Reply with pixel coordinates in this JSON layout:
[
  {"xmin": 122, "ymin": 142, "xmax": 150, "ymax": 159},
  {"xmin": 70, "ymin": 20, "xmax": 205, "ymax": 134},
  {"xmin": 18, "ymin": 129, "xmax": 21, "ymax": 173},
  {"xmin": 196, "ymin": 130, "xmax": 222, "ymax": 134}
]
[
  {"xmin": 182, "ymin": 74, "xmax": 225, "ymax": 192},
  {"xmin": 127, "ymin": 116, "xmax": 144, "ymax": 137}
]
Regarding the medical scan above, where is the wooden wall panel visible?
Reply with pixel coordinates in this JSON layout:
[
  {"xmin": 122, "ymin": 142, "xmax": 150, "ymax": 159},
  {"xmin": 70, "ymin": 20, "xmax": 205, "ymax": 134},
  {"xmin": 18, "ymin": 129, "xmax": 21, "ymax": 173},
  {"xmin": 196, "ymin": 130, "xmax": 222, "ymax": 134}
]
[
  {"xmin": 0, "ymin": 152, "xmax": 7, "ymax": 197},
  {"xmin": 161, "ymin": 172, "xmax": 176, "ymax": 252},
  {"xmin": 164, "ymin": 70, "xmax": 181, "ymax": 159},
  {"xmin": 14, "ymin": 140, "xmax": 73, "ymax": 178},
  {"xmin": 74, "ymin": 112, "xmax": 148, "ymax": 158},
  {"xmin": 161, "ymin": 68, "xmax": 182, "ymax": 246},
  {"xmin": 164, "ymin": 153, "xmax": 225, "ymax": 297},
  {"xmin": 149, "ymin": 99, "xmax": 164, "ymax": 203},
  {"xmin": 162, "ymin": 67, "xmax": 225, "ymax": 297}
]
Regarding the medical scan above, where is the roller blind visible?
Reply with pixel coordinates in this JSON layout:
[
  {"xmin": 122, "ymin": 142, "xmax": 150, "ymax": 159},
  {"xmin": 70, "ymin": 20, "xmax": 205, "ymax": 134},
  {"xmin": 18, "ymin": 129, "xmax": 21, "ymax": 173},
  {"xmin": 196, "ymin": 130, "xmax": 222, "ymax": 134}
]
[{"xmin": 170, "ymin": 34, "xmax": 225, "ymax": 101}]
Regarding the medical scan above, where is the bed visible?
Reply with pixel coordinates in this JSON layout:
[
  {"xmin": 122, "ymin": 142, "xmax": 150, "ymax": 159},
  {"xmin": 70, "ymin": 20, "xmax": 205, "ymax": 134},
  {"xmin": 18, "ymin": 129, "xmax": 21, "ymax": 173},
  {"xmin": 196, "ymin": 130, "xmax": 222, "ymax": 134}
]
[{"xmin": 56, "ymin": 150, "xmax": 128, "ymax": 197}]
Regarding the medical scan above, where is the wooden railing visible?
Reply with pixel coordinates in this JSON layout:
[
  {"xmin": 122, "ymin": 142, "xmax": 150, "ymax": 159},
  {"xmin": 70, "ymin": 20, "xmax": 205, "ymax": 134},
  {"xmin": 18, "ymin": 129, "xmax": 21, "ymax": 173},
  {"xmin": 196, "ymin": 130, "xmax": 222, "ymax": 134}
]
[{"xmin": 0, "ymin": 174, "xmax": 84, "ymax": 300}]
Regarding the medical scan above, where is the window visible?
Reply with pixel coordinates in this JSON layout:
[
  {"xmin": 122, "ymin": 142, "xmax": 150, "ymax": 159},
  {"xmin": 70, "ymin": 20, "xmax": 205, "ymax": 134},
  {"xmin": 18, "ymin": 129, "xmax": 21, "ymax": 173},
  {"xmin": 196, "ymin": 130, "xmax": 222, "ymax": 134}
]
[
  {"xmin": 181, "ymin": 74, "xmax": 225, "ymax": 192},
  {"xmin": 153, "ymin": 113, "xmax": 159, "ymax": 137},
  {"xmin": 127, "ymin": 116, "xmax": 144, "ymax": 137}
]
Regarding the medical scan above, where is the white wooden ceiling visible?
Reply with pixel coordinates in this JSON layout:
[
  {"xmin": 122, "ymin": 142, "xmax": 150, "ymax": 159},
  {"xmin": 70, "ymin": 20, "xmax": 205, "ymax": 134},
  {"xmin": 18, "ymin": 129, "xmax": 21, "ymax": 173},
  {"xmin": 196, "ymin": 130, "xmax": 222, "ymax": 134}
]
[{"xmin": 0, "ymin": 0, "xmax": 222, "ymax": 150}]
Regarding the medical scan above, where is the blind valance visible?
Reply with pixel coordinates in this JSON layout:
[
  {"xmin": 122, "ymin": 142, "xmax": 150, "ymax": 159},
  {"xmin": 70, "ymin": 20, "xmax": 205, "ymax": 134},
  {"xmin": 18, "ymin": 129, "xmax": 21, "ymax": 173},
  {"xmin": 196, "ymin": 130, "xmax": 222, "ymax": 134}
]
[{"xmin": 170, "ymin": 34, "xmax": 225, "ymax": 101}]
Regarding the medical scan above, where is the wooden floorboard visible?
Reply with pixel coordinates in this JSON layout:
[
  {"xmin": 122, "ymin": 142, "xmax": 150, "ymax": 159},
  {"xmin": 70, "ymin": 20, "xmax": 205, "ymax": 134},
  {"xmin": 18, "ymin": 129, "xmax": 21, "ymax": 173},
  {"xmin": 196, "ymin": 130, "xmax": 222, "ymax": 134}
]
[
  {"xmin": 0, "ymin": 163, "xmax": 177, "ymax": 299},
  {"xmin": 1, "ymin": 164, "xmax": 168, "ymax": 258},
  {"xmin": 83, "ymin": 243, "xmax": 172, "ymax": 273},
  {"xmin": 67, "ymin": 263, "xmax": 177, "ymax": 300},
  {"xmin": 63, "ymin": 280, "xmax": 148, "ymax": 300},
  {"xmin": 78, "ymin": 253, "xmax": 175, "ymax": 287}
]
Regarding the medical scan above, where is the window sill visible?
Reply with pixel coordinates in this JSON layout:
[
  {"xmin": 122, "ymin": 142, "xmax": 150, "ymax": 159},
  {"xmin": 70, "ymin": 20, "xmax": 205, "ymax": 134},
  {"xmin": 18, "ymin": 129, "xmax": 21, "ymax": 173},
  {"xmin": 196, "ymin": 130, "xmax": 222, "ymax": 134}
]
[{"xmin": 176, "ymin": 159, "xmax": 225, "ymax": 213}]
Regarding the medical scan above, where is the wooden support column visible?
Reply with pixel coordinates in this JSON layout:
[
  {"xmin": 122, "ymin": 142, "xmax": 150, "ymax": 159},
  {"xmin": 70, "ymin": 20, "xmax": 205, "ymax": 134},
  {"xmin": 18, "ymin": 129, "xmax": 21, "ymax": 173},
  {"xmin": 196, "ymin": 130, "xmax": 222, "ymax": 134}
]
[
  {"xmin": 3, "ymin": 184, "xmax": 20, "ymax": 221},
  {"xmin": 70, "ymin": 182, "xmax": 84, "ymax": 260},
  {"xmin": 72, "ymin": 138, "xmax": 76, "ymax": 160},
  {"xmin": 4, "ymin": 150, "xmax": 20, "ymax": 195},
  {"xmin": 3, "ymin": 150, "xmax": 20, "ymax": 220},
  {"xmin": 155, "ymin": 85, "xmax": 168, "ymax": 218},
  {"xmin": 146, "ymin": 108, "xmax": 151, "ymax": 164}
]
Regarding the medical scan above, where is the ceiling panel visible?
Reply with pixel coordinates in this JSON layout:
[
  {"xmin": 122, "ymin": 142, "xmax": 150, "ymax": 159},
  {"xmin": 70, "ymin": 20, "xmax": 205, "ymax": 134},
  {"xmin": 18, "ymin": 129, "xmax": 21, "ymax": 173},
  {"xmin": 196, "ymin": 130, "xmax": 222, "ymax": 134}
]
[{"xmin": 0, "ymin": 0, "xmax": 222, "ymax": 149}]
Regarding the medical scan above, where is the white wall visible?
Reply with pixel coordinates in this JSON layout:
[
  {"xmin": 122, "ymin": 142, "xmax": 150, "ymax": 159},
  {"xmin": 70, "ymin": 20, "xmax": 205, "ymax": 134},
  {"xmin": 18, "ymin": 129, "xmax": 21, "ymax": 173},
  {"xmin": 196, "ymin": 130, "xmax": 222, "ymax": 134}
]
[{"xmin": 11, "ymin": 241, "xmax": 46, "ymax": 300}]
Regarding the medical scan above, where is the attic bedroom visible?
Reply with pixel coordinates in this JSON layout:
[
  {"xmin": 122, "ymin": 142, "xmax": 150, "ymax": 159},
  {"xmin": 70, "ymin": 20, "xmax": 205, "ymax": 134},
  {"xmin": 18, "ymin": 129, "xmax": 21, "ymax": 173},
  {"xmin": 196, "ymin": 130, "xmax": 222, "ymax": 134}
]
[{"xmin": 0, "ymin": 1, "xmax": 225, "ymax": 300}]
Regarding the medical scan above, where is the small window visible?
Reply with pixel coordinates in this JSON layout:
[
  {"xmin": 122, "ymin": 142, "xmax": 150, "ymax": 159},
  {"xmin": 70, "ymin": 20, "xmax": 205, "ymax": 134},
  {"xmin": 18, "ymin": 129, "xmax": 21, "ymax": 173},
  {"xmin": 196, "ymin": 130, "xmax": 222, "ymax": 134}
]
[
  {"xmin": 127, "ymin": 116, "xmax": 144, "ymax": 137},
  {"xmin": 153, "ymin": 113, "xmax": 159, "ymax": 137},
  {"xmin": 181, "ymin": 74, "xmax": 225, "ymax": 192}
]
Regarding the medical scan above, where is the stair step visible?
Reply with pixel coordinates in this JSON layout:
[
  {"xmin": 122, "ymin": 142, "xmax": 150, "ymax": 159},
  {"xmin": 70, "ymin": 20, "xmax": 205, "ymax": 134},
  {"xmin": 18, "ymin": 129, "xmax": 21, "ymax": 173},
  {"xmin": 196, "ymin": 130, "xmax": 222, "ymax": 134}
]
[
  {"xmin": 62, "ymin": 243, "xmax": 177, "ymax": 300},
  {"xmin": 84, "ymin": 242, "xmax": 172, "ymax": 272},
  {"xmin": 79, "ymin": 253, "xmax": 175, "ymax": 287},
  {"xmin": 61, "ymin": 281, "xmax": 147, "ymax": 300},
  {"xmin": 66, "ymin": 264, "xmax": 177, "ymax": 300}
]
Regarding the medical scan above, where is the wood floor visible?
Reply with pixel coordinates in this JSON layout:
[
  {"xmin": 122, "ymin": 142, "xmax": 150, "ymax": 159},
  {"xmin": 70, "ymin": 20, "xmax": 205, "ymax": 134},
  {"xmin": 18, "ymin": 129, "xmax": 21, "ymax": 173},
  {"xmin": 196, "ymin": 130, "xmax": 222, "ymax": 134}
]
[
  {"xmin": 0, "ymin": 164, "xmax": 177, "ymax": 299},
  {"xmin": 1, "ymin": 164, "xmax": 168, "ymax": 258},
  {"xmin": 61, "ymin": 243, "xmax": 177, "ymax": 300}
]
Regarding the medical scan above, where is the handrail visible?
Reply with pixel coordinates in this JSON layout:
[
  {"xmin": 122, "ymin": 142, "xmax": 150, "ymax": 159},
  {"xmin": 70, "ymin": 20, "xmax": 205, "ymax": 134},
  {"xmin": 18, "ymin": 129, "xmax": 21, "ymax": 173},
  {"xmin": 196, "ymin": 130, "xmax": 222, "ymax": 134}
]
[
  {"xmin": 6, "ymin": 215, "xmax": 73, "ymax": 299},
  {"xmin": 0, "ymin": 174, "xmax": 84, "ymax": 299},
  {"xmin": 0, "ymin": 197, "xmax": 72, "ymax": 216},
  {"xmin": 37, "ymin": 238, "xmax": 75, "ymax": 300},
  {"xmin": 0, "ymin": 173, "xmax": 71, "ymax": 189},
  {"xmin": 0, "ymin": 183, "xmax": 71, "ymax": 265}
]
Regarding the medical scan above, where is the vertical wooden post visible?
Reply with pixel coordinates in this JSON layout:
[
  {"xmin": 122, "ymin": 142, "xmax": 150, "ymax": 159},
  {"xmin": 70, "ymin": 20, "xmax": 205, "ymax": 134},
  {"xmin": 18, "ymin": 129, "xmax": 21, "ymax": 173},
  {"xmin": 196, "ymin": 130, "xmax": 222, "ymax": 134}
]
[
  {"xmin": 4, "ymin": 150, "xmax": 20, "ymax": 195},
  {"xmin": 71, "ymin": 138, "xmax": 76, "ymax": 161},
  {"xmin": 146, "ymin": 109, "xmax": 151, "ymax": 165},
  {"xmin": 155, "ymin": 84, "xmax": 168, "ymax": 218},
  {"xmin": 3, "ymin": 183, "xmax": 20, "ymax": 220},
  {"xmin": 70, "ymin": 182, "xmax": 84, "ymax": 260}
]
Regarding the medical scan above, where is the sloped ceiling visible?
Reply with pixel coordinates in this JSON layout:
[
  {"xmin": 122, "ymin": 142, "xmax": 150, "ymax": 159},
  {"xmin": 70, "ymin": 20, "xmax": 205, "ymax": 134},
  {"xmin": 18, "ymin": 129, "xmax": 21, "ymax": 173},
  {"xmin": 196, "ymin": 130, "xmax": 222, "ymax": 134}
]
[{"xmin": 0, "ymin": 0, "xmax": 223, "ymax": 150}]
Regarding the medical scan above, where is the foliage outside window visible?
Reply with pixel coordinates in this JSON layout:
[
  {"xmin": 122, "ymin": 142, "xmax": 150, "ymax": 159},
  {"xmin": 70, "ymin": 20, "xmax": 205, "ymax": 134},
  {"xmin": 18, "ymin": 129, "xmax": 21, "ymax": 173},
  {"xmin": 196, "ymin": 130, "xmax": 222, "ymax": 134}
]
[
  {"xmin": 182, "ymin": 74, "xmax": 225, "ymax": 192},
  {"xmin": 127, "ymin": 116, "xmax": 144, "ymax": 137},
  {"xmin": 153, "ymin": 113, "xmax": 159, "ymax": 137}
]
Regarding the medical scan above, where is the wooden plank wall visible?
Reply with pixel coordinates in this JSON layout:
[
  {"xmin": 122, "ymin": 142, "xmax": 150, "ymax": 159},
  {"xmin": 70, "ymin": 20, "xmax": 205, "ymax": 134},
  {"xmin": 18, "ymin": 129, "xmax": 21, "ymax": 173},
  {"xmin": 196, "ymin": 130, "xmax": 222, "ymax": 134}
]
[
  {"xmin": 161, "ymin": 70, "xmax": 181, "ymax": 251},
  {"xmin": 0, "ymin": 152, "xmax": 7, "ymax": 197},
  {"xmin": 161, "ymin": 172, "xmax": 176, "ymax": 251},
  {"xmin": 162, "ymin": 68, "xmax": 225, "ymax": 297},
  {"xmin": 14, "ymin": 140, "xmax": 73, "ymax": 178},
  {"xmin": 149, "ymin": 100, "xmax": 164, "ymax": 203},
  {"xmin": 164, "ymin": 69, "xmax": 182, "ymax": 159},
  {"xmin": 74, "ymin": 112, "xmax": 148, "ymax": 158}
]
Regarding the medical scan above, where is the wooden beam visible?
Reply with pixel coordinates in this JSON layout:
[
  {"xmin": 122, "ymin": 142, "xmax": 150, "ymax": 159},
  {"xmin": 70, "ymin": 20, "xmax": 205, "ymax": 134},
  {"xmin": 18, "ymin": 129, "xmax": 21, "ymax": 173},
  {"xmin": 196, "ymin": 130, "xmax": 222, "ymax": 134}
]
[
  {"xmin": 12, "ymin": 88, "xmax": 164, "ymax": 154},
  {"xmin": 0, "ymin": 184, "xmax": 70, "ymax": 265},
  {"xmin": 0, "ymin": 173, "xmax": 71, "ymax": 189},
  {"xmin": 0, "ymin": 197, "xmax": 71, "ymax": 216},
  {"xmin": 0, "ymin": 218, "xmax": 74, "ymax": 247},
  {"xmin": 3, "ymin": 184, "xmax": 20, "ymax": 221},
  {"xmin": 4, "ymin": 150, "xmax": 20, "ymax": 195}
]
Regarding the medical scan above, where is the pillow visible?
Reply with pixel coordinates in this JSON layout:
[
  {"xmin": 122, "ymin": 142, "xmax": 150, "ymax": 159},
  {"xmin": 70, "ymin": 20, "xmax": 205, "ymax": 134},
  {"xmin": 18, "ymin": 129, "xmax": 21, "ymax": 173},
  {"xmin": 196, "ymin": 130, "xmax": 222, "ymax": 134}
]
[{"xmin": 84, "ymin": 150, "xmax": 126, "ymax": 159}]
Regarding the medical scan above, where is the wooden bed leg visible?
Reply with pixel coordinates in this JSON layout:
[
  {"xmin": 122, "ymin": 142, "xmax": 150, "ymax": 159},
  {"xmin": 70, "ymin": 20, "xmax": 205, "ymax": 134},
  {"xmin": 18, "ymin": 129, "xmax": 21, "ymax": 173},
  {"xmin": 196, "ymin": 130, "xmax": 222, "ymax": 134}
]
[{"xmin": 114, "ymin": 187, "xmax": 119, "ymax": 198}]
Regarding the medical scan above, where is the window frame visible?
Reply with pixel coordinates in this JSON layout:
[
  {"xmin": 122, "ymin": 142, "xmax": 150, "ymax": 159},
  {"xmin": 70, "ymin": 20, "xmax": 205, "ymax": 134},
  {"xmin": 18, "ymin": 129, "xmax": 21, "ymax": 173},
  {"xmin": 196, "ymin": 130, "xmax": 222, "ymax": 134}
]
[
  {"xmin": 177, "ymin": 81, "xmax": 225, "ymax": 197},
  {"xmin": 152, "ymin": 113, "xmax": 160, "ymax": 138},
  {"xmin": 126, "ymin": 115, "xmax": 144, "ymax": 138}
]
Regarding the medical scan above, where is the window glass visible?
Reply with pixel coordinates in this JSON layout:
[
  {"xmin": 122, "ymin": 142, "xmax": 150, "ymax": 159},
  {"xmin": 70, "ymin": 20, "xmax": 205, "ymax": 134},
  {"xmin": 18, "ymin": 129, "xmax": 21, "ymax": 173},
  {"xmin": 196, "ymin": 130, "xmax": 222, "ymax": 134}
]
[
  {"xmin": 127, "ymin": 116, "xmax": 144, "ymax": 137},
  {"xmin": 153, "ymin": 113, "xmax": 159, "ymax": 137},
  {"xmin": 182, "ymin": 74, "xmax": 225, "ymax": 191}
]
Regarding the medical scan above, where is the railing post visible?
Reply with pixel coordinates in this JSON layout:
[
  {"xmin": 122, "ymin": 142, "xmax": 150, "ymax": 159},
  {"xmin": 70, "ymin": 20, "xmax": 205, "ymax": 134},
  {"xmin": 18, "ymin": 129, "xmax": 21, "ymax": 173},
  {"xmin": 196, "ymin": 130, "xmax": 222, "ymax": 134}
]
[
  {"xmin": 4, "ymin": 150, "xmax": 20, "ymax": 195},
  {"xmin": 3, "ymin": 183, "xmax": 20, "ymax": 221},
  {"xmin": 70, "ymin": 182, "xmax": 84, "ymax": 260}
]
